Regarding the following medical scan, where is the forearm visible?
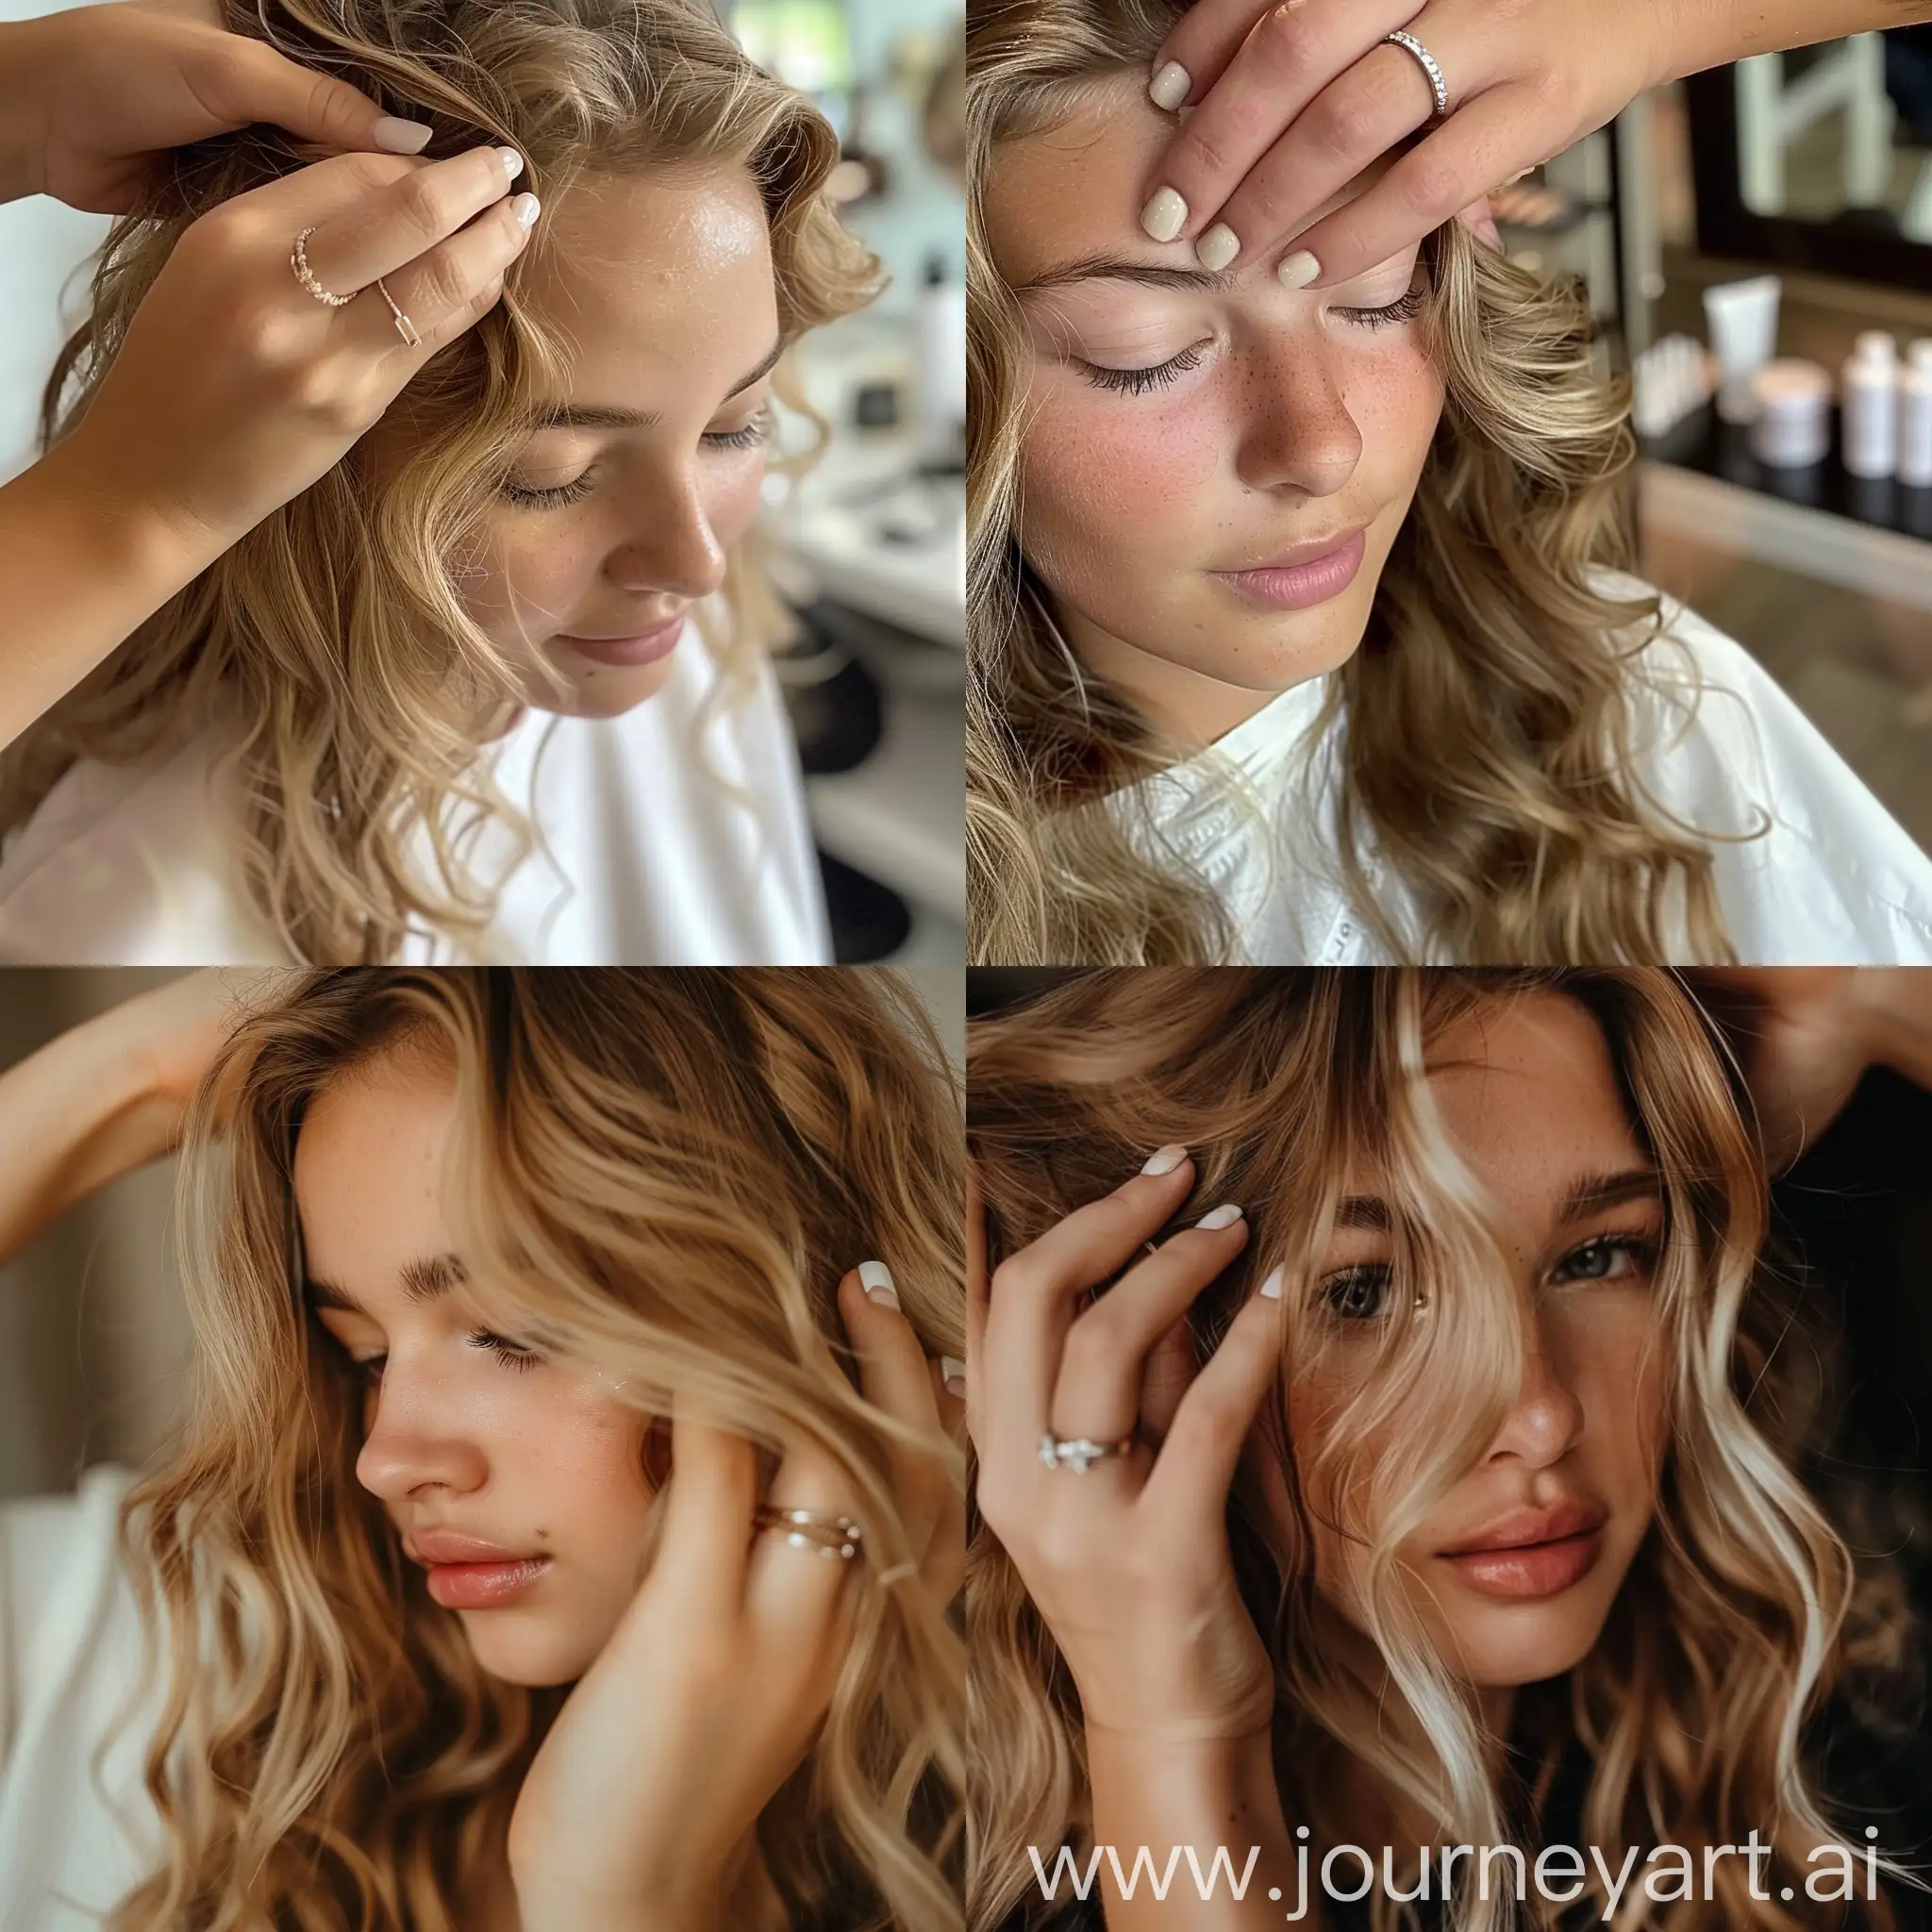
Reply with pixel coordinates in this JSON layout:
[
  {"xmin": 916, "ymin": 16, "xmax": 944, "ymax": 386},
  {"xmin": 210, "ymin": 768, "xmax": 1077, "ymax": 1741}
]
[
  {"xmin": 0, "ymin": 21, "xmax": 44, "ymax": 206},
  {"xmin": 0, "ymin": 997, "xmax": 185, "ymax": 1272},
  {"xmin": 1657, "ymin": 0, "xmax": 1932, "ymax": 90},
  {"xmin": 0, "ymin": 438, "xmax": 228, "ymax": 755},
  {"xmin": 1085, "ymin": 1728, "xmax": 1307, "ymax": 1931}
]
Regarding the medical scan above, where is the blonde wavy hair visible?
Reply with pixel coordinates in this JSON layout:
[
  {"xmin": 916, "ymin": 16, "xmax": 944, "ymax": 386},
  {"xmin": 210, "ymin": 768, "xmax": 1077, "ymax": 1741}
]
[
  {"xmin": 967, "ymin": 968, "xmax": 1919, "ymax": 1932},
  {"xmin": 967, "ymin": 0, "xmax": 1737, "ymax": 966},
  {"xmin": 98, "ymin": 967, "xmax": 963, "ymax": 1932},
  {"xmin": 17, "ymin": 0, "xmax": 882, "ymax": 964}
]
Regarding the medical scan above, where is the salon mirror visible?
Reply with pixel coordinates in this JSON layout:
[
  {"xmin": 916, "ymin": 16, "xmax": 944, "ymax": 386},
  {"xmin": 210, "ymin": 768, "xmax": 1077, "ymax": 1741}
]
[{"xmin": 1685, "ymin": 31, "xmax": 1932, "ymax": 291}]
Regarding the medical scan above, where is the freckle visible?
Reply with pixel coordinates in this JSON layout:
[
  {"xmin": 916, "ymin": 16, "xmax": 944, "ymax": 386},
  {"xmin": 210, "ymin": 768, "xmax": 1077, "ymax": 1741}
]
[{"xmin": 535, "ymin": 1527, "xmax": 550, "ymax": 1541}]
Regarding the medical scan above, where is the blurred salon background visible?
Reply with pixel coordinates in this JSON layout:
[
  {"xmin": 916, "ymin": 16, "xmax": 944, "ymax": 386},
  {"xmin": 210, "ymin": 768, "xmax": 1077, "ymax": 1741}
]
[
  {"xmin": 0, "ymin": 965, "xmax": 963, "ymax": 1503},
  {"xmin": 0, "ymin": 0, "xmax": 966, "ymax": 965},
  {"xmin": 1493, "ymin": 30, "xmax": 1932, "ymax": 858}
]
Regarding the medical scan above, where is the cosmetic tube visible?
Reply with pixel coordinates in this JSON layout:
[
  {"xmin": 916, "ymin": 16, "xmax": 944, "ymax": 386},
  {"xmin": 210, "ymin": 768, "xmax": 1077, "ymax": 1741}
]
[
  {"xmin": 1749, "ymin": 358, "xmax": 1831, "ymax": 468},
  {"xmin": 1900, "ymin": 353, "xmax": 1932, "ymax": 488},
  {"xmin": 1842, "ymin": 343, "xmax": 1899, "ymax": 479},
  {"xmin": 1704, "ymin": 275, "xmax": 1783, "ymax": 424}
]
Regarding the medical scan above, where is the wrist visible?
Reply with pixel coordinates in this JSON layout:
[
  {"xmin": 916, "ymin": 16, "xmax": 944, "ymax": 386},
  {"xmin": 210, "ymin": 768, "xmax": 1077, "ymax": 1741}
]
[
  {"xmin": 1844, "ymin": 971, "xmax": 1932, "ymax": 1095},
  {"xmin": 27, "ymin": 430, "xmax": 237, "ymax": 589}
]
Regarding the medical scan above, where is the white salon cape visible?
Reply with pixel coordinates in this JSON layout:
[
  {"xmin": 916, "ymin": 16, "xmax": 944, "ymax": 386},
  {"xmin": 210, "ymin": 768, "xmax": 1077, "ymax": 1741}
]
[
  {"xmin": 1115, "ymin": 570, "xmax": 1932, "ymax": 964},
  {"xmin": 0, "ymin": 622, "xmax": 829, "ymax": 964},
  {"xmin": 0, "ymin": 1466, "xmax": 170, "ymax": 1932}
]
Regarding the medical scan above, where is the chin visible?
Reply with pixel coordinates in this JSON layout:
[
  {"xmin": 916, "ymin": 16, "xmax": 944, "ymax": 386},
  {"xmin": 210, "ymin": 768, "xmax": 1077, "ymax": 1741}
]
[
  {"xmin": 459, "ymin": 1611, "xmax": 598, "ymax": 1687},
  {"xmin": 527, "ymin": 652, "xmax": 679, "ymax": 721}
]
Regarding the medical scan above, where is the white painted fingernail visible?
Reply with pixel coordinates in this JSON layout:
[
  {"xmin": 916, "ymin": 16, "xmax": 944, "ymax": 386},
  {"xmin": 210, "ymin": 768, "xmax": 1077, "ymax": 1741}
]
[
  {"xmin": 858, "ymin": 1260, "xmax": 899, "ymax": 1308},
  {"xmin": 513, "ymin": 192, "xmax": 541, "ymax": 227},
  {"xmin": 1141, "ymin": 186, "xmax": 1188, "ymax": 242},
  {"xmin": 373, "ymin": 115, "xmax": 433, "ymax": 155},
  {"xmin": 1197, "ymin": 1203, "xmax": 1244, "ymax": 1230},
  {"xmin": 1141, "ymin": 1144, "xmax": 1188, "ymax": 1175},
  {"xmin": 941, "ymin": 1355, "xmax": 966, "ymax": 1396},
  {"xmin": 1149, "ymin": 60, "xmax": 1191, "ymax": 111},
  {"xmin": 1257, "ymin": 1265, "xmax": 1283, "ymax": 1300},
  {"xmin": 1195, "ymin": 223, "xmax": 1240, "ymax": 272},
  {"xmin": 1278, "ymin": 249, "xmax": 1321, "ymax": 291},
  {"xmin": 496, "ymin": 146, "xmax": 525, "ymax": 180}
]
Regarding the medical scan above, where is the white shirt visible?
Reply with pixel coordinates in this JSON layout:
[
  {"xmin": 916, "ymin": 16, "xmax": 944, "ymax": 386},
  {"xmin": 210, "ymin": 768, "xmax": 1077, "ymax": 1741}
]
[
  {"xmin": 0, "ymin": 1466, "xmax": 167, "ymax": 1932},
  {"xmin": 1117, "ymin": 572, "xmax": 1932, "ymax": 964},
  {"xmin": 0, "ymin": 624, "xmax": 830, "ymax": 964}
]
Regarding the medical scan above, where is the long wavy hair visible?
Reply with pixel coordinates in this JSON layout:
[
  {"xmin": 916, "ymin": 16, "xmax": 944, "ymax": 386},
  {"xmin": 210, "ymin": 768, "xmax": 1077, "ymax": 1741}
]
[
  {"xmin": 967, "ymin": 0, "xmax": 1738, "ymax": 966},
  {"xmin": 967, "ymin": 969, "xmax": 1919, "ymax": 1932},
  {"xmin": 100, "ymin": 967, "xmax": 963, "ymax": 1932},
  {"xmin": 16, "ymin": 0, "xmax": 882, "ymax": 964}
]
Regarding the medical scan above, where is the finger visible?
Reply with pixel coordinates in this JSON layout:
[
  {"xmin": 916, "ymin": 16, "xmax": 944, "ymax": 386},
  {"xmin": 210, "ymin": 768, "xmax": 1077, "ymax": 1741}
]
[
  {"xmin": 1277, "ymin": 85, "xmax": 1553, "ymax": 289},
  {"xmin": 302, "ymin": 142, "xmax": 524, "ymax": 299},
  {"xmin": 836, "ymin": 1266, "xmax": 953, "ymax": 1559},
  {"xmin": 1138, "ymin": 1312, "xmax": 1199, "ymax": 1447},
  {"xmin": 1141, "ymin": 0, "xmax": 1417, "ymax": 247},
  {"xmin": 658, "ymin": 1400, "xmax": 760, "ymax": 1617},
  {"xmin": 746, "ymin": 1431, "xmax": 864, "ymax": 1676},
  {"xmin": 1457, "ymin": 193, "xmax": 1502, "ymax": 254},
  {"xmin": 361, "ymin": 189, "xmax": 537, "ymax": 357},
  {"xmin": 1048, "ymin": 1204, "xmax": 1250, "ymax": 1450},
  {"xmin": 1141, "ymin": 1265, "xmax": 1285, "ymax": 1524},
  {"xmin": 191, "ymin": 34, "xmax": 432, "ymax": 157},
  {"xmin": 976, "ymin": 1151, "xmax": 1196, "ymax": 1485}
]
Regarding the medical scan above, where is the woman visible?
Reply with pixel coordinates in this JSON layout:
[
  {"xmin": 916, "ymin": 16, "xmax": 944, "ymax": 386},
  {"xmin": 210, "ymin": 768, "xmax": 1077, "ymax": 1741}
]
[
  {"xmin": 965, "ymin": 969, "xmax": 1930, "ymax": 1929},
  {"xmin": 0, "ymin": 968, "xmax": 965, "ymax": 1931},
  {"xmin": 966, "ymin": 0, "xmax": 1932, "ymax": 967},
  {"xmin": 0, "ymin": 0, "xmax": 882, "ymax": 966}
]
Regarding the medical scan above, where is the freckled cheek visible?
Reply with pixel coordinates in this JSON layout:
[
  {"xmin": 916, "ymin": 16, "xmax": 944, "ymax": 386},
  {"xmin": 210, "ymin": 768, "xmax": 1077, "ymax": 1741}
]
[
  {"xmin": 1349, "ymin": 342, "xmax": 1445, "ymax": 491},
  {"xmin": 705, "ymin": 453, "xmax": 767, "ymax": 553},
  {"xmin": 457, "ymin": 521, "xmax": 606, "ymax": 645}
]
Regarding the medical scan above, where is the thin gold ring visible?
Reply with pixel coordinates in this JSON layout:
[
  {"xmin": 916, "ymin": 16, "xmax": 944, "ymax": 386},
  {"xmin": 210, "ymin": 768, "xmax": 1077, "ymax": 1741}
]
[
  {"xmin": 290, "ymin": 226, "xmax": 354, "ymax": 307},
  {"xmin": 753, "ymin": 1504, "xmax": 863, "ymax": 1560},
  {"xmin": 374, "ymin": 275, "xmax": 423, "ymax": 348}
]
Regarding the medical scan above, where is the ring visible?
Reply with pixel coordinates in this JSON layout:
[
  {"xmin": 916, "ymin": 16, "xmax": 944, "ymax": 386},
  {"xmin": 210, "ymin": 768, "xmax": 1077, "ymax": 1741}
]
[
  {"xmin": 754, "ymin": 1504, "xmax": 863, "ymax": 1559},
  {"xmin": 1038, "ymin": 1431, "xmax": 1135, "ymax": 1474},
  {"xmin": 1384, "ymin": 29, "xmax": 1451, "ymax": 120},
  {"xmin": 375, "ymin": 275, "xmax": 423, "ymax": 348},
  {"xmin": 290, "ymin": 226, "xmax": 355, "ymax": 308}
]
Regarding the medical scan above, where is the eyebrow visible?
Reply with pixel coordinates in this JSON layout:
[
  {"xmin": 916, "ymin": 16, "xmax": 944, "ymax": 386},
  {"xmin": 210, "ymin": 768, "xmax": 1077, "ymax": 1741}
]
[
  {"xmin": 1017, "ymin": 252, "xmax": 1241, "ymax": 297},
  {"xmin": 1331, "ymin": 1168, "xmax": 1663, "ymax": 1233},
  {"xmin": 305, "ymin": 1251, "xmax": 468, "ymax": 1318},
  {"xmin": 521, "ymin": 335, "xmax": 788, "ymax": 433}
]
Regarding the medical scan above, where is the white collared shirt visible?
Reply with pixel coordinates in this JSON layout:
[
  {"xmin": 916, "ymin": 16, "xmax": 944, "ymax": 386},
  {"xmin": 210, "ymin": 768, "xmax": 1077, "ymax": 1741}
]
[
  {"xmin": 0, "ymin": 621, "xmax": 829, "ymax": 965},
  {"xmin": 1114, "ymin": 571, "xmax": 1932, "ymax": 964}
]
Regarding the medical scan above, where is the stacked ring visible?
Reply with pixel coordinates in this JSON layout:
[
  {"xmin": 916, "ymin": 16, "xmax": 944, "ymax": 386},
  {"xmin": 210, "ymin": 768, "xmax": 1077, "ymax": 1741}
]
[
  {"xmin": 754, "ymin": 1504, "xmax": 863, "ymax": 1560},
  {"xmin": 1038, "ymin": 1431, "xmax": 1135, "ymax": 1473}
]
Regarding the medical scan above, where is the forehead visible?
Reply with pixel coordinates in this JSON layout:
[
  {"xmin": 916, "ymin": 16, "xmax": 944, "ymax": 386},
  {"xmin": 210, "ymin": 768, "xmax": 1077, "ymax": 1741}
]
[
  {"xmin": 983, "ymin": 71, "xmax": 1398, "ymax": 286},
  {"xmin": 519, "ymin": 163, "xmax": 779, "ymax": 398}
]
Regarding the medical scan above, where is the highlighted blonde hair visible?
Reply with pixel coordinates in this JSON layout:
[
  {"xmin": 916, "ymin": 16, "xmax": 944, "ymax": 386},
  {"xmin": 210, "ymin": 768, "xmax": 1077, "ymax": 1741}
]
[
  {"xmin": 18, "ymin": 0, "xmax": 881, "ymax": 963},
  {"xmin": 103, "ymin": 967, "xmax": 963, "ymax": 1932},
  {"xmin": 968, "ymin": 969, "xmax": 1913, "ymax": 1931},
  {"xmin": 967, "ymin": 0, "xmax": 1733, "ymax": 965}
]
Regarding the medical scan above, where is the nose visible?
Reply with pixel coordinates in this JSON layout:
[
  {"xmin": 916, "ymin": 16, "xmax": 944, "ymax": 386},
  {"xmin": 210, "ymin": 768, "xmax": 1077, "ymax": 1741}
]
[
  {"xmin": 605, "ymin": 456, "xmax": 729, "ymax": 603},
  {"xmin": 1482, "ymin": 1310, "xmax": 1586, "ymax": 1472},
  {"xmin": 354, "ymin": 1363, "xmax": 490, "ymax": 1504},
  {"xmin": 1231, "ymin": 330, "xmax": 1364, "ymax": 500}
]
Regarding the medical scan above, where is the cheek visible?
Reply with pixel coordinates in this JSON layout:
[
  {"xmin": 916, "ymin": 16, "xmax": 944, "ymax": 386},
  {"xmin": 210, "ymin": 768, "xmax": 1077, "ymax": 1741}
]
[
  {"xmin": 704, "ymin": 451, "xmax": 767, "ymax": 552},
  {"xmin": 455, "ymin": 518, "xmax": 602, "ymax": 646}
]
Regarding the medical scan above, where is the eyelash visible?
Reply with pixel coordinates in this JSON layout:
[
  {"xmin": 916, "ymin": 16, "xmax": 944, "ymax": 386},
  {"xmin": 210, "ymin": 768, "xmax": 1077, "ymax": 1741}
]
[
  {"xmin": 498, "ymin": 408, "xmax": 773, "ymax": 507},
  {"xmin": 1080, "ymin": 284, "xmax": 1427, "ymax": 397},
  {"xmin": 1317, "ymin": 1233, "xmax": 1660, "ymax": 1321},
  {"xmin": 348, "ymin": 1329, "xmax": 542, "ymax": 1383}
]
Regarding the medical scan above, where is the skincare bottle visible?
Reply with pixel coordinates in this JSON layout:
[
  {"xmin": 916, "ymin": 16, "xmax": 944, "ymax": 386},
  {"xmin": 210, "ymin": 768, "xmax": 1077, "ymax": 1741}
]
[
  {"xmin": 1841, "ymin": 336, "xmax": 1899, "ymax": 479},
  {"xmin": 1749, "ymin": 358, "xmax": 1831, "ymax": 468},
  {"xmin": 1704, "ymin": 275, "xmax": 1782, "ymax": 424},
  {"xmin": 1901, "ymin": 341, "xmax": 1932, "ymax": 488},
  {"xmin": 913, "ymin": 251, "xmax": 966, "ymax": 470}
]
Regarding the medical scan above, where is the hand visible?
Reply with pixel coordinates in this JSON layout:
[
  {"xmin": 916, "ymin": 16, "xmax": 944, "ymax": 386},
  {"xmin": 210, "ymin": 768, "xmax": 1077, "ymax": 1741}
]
[
  {"xmin": 49, "ymin": 142, "xmax": 536, "ymax": 554},
  {"xmin": 966, "ymin": 1150, "xmax": 1285, "ymax": 1747},
  {"xmin": 101, "ymin": 966, "xmax": 257, "ymax": 1133},
  {"xmin": 0, "ymin": 0, "xmax": 433, "ymax": 214},
  {"xmin": 507, "ymin": 1266, "xmax": 965, "ymax": 1927},
  {"xmin": 1138, "ymin": 0, "xmax": 1663, "ymax": 287}
]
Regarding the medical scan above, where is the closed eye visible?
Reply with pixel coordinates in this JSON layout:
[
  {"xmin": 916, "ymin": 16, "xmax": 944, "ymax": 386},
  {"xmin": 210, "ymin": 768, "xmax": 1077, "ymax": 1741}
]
[{"xmin": 341, "ymin": 1329, "xmax": 543, "ymax": 1385}]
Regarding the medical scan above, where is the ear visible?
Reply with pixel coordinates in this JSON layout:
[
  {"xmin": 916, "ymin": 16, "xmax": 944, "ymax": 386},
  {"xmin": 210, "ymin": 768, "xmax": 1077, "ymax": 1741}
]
[{"xmin": 1456, "ymin": 194, "xmax": 1503, "ymax": 255}]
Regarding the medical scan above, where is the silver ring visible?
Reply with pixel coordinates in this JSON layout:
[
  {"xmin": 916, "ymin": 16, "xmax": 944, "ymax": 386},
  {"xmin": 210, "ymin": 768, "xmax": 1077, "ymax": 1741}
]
[
  {"xmin": 291, "ymin": 226, "xmax": 355, "ymax": 307},
  {"xmin": 1384, "ymin": 29, "xmax": 1450, "ymax": 120},
  {"xmin": 1039, "ymin": 1431, "xmax": 1135, "ymax": 1474},
  {"xmin": 754, "ymin": 1505, "xmax": 863, "ymax": 1560},
  {"xmin": 375, "ymin": 275, "xmax": 423, "ymax": 348}
]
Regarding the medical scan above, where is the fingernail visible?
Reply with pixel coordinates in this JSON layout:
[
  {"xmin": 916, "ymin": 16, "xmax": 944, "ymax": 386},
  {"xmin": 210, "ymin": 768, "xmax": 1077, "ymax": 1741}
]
[
  {"xmin": 858, "ymin": 1260, "xmax": 899, "ymax": 1308},
  {"xmin": 373, "ymin": 115, "xmax": 434, "ymax": 155},
  {"xmin": 1257, "ymin": 1265, "xmax": 1283, "ymax": 1300},
  {"xmin": 1141, "ymin": 186, "xmax": 1188, "ymax": 243},
  {"xmin": 1141, "ymin": 1144, "xmax": 1188, "ymax": 1175},
  {"xmin": 1194, "ymin": 223, "xmax": 1240, "ymax": 272},
  {"xmin": 1149, "ymin": 60, "xmax": 1191, "ymax": 111},
  {"xmin": 941, "ymin": 1355, "xmax": 966, "ymax": 1396},
  {"xmin": 496, "ymin": 146, "xmax": 525, "ymax": 181},
  {"xmin": 1278, "ymin": 249, "xmax": 1321, "ymax": 291},
  {"xmin": 1196, "ymin": 1203, "xmax": 1244, "ymax": 1230},
  {"xmin": 512, "ymin": 192, "xmax": 541, "ymax": 227}
]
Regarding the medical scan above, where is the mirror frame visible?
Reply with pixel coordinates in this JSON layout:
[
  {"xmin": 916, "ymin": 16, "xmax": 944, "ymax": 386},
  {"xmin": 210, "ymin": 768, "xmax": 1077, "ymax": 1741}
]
[{"xmin": 1683, "ymin": 66, "xmax": 1932, "ymax": 292}]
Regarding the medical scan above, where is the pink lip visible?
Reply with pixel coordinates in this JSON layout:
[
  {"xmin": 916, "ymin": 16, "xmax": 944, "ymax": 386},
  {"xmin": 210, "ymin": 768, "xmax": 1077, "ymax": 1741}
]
[
  {"xmin": 425, "ymin": 1557, "xmax": 553, "ymax": 1609},
  {"xmin": 1213, "ymin": 528, "xmax": 1366, "ymax": 611},
  {"xmin": 558, "ymin": 613, "xmax": 686, "ymax": 668},
  {"xmin": 1434, "ymin": 1497, "xmax": 1609, "ymax": 1601}
]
